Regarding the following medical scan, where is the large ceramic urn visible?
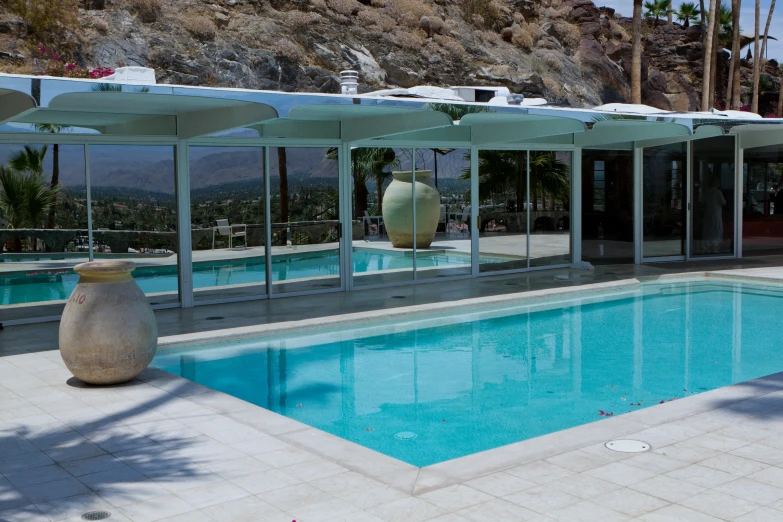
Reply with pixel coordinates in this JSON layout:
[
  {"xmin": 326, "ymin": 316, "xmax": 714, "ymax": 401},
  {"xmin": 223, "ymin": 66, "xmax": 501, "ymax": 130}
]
[
  {"xmin": 59, "ymin": 261, "xmax": 157, "ymax": 385},
  {"xmin": 382, "ymin": 170, "xmax": 440, "ymax": 249}
]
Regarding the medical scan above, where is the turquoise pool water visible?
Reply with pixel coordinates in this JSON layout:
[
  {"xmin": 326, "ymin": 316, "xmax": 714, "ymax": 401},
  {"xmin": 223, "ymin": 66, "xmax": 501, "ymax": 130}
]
[
  {"xmin": 155, "ymin": 281, "xmax": 783, "ymax": 467},
  {"xmin": 1, "ymin": 248, "xmax": 499, "ymax": 305}
]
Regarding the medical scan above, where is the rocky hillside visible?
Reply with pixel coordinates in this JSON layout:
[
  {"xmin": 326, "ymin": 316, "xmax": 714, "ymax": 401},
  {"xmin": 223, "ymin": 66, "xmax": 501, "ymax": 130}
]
[{"xmin": 0, "ymin": 0, "xmax": 779, "ymax": 112}]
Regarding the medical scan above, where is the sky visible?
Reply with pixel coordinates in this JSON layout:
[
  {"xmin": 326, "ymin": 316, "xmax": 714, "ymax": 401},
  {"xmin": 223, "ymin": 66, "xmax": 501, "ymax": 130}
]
[{"xmin": 596, "ymin": 0, "xmax": 783, "ymax": 62}]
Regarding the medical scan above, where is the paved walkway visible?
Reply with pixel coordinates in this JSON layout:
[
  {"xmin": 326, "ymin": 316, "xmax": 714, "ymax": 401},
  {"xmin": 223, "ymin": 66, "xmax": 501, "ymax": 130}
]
[{"xmin": 3, "ymin": 262, "xmax": 783, "ymax": 521}]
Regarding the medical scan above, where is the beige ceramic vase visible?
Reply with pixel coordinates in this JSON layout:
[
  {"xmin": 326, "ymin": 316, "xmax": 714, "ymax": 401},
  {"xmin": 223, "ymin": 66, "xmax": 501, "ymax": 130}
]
[
  {"xmin": 59, "ymin": 261, "xmax": 157, "ymax": 385},
  {"xmin": 382, "ymin": 170, "xmax": 440, "ymax": 249}
]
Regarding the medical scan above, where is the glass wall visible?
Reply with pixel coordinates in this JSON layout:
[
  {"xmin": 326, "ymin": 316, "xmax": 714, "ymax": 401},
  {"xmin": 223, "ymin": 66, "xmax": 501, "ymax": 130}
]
[
  {"xmin": 90, "ymin": 145, "xmax": 179, "ymax": 306},
  {"xmin": 530, "ymin": 151, "xmax": 572, "ymax": 267},
  {"xmin": 742, "ymin": 144, "xmax": 783, "ymax": 255},
  {"xmin": 269, "ymin": 147, "xmax": 340, "ymax": 293},
  {"xmin": 478, "ymin": 150, "xmax": 529, "ymax": 272},
  {"xmin": 189, "ymin": 146, "xmax": 266, "ymax": 301},
  {"xmin": 642, "ymin": 143, "xmax": 686, "ymax": 259},
  {"xmin": 691, "ymin": 137, "xmax": 735, "ymax": 257},
  {"xmin": 0, "ymin": 143, "xmax": 87, "ymax": 321},
  {"xmin": 351, "ymin": 147, "xmax": 413, "ymax": 287},
  {"xmin": 581, "ymin": 150, "xmax": 634, "ymax": 264},
  {"xmin": 478, "ymin": 149, "xmax": 571, "ymax": 272},
  {"xmin": 414, "ymin": 148, "xmax": 471, "ymax": 281}
]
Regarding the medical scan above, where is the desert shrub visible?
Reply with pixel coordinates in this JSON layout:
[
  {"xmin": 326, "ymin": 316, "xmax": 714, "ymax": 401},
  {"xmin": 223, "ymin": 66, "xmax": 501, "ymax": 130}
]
[
  {"xmin": 543, "ymin": 53, "xmax": 562, "ymax": 71},
  {"xmin": 501, "ymin": 27, "xmax": 513, "ymax": 42},
  {"xmin": 553, "ymin": 20, "xmax": 579, "ymax": 49},
  {"xmin": 288, "ymin": 10, "xmax": 321, "ymax": 28},
  {"xmin": 542, "ymin": 74, "xmax": 563, "ymax": 95},
  {"xmin": 390, "ymin": 29, "xmax": 424, "ymax": 49},
  {"xmin": 434, "ymin": 34, "xmax": 464, "ymax": 57},
  {"xmin": 471, "ymin": 14, "xmax": 484, "ymax": 29},
  {"xmin": 329, "ymin": 0, "xmax": 359, "ymax": 16},
  {"xmin": 310, "ymin": 0, "xmax": 327, "ymax": 10},
  {"xmin": 4, "ymin": 0, "xmax": 78, "ymax": 39},
  {"xmin": 513, "ymin": 12, "xmax": 525, "ymax": 25},
  {"xmin": 184, "ymin": 15, "xmax": 216, "ymax": 41},
  {"xmin": 462, "ymin": 0, "xmax": 499, "ymax": 28},
  {"xmin": 274, "ymin": 39, "xmax": 305, "ymax": 62},
  {"xmin": 130, "ymin": 0, "xmax": 162, "ymax": 23},
  {"xmin": 382, "ymin": 0, "xmax": 434, "ymax": 28},
  {"xmin": 357, "ymin": 9, "xmax": 396, "ymax": 32},
  {"xmin": 91, "ymin": 18, "xmax": 109, "ymax": 34},
  {"xmin": 512, "ymin": 25, "xmax": 534, "ymax": 50}
]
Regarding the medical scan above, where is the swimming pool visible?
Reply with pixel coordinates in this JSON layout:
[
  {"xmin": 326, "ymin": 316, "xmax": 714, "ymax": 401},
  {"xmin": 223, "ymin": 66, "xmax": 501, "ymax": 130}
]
[
  {"xmin": 0, "ymin": 248, "xmax": 504, "ymax": 305},
  {"xmin": 154, "ymin": 280, "xmax": 783, "ymax": 467}
]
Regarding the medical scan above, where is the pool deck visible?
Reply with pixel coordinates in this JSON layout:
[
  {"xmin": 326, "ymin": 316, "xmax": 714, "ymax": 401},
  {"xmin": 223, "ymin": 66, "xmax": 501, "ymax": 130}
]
[{"xmin": 3, "ymin": 260, "xmax": 783, "ymax": 521}]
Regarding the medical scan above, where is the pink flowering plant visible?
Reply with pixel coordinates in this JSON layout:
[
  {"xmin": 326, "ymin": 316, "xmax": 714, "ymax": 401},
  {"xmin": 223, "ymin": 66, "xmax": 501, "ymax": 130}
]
[{"xmin": 35, "ymin": 46, "xmax": 114, "ymax": 79}]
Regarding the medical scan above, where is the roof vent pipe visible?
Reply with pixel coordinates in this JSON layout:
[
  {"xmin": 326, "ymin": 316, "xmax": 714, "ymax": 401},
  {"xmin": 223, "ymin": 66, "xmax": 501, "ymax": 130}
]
[{"xmin": 340, "ymin": 70, "xmax": 359, "ymax": 95}]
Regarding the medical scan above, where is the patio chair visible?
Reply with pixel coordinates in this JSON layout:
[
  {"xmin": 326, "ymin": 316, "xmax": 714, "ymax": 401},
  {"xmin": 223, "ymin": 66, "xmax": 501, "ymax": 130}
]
[
  {"xmin": 212, "ymin": 219, "xmax": 247, "ymax": 249},
  {"xmin": 363, "ymin": 211, "xmax": 384, "ymax": 236}
]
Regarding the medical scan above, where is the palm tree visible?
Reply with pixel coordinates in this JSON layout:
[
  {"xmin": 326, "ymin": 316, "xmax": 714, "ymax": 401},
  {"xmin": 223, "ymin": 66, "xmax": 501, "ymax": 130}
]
[
  {"xmin": 708, "ymin": 0, "xmax": 724, "ymax": 107},
  {"xmin": 325, "ymin": 147, "xmax": 398, "ymax": 218},
  {"xmin": 632, "ymin": 0, "xmax": 643, "ymax": 104},
  {"xmin": 751, "ymin": 0, "xmax": 761, "ymax": 113},
  {"xmin": 760, "ymin": 0, "xmax": 777, "ymax": 60},
  {"xmin": 9, "ymin": 145, "xmax": 47, "ymax": 175},
  {"xmin": 729, "ymin": 0, "xmax": 742, "ymax": 109},
  {"xmin": 702, "ymin": 0, "xmax": 719, "ymax": 110},
  {"xmin": 699, "ymin": 0, "xmax": 707, "ymax": 25},
  {"xmin": 0, "ymin": 166, "xmax": 59, "ymax": 252},
  {"xmin": 34, "ymin": 124, "xmax": 69, "ymax": 229},
  {"xmin": 644, "ymin": 0, "xmax": 670, "ymax": 26},
  {"xmin": 754, "ymin": 0, "xmax": 777, "ymax": 112},
  {"xmin": 277, "ymin": 147, "xmax": 288, "ymax": 229},
  {"xmin": 667, "ymin": 0, "xmax": 673, "ymax": 25},
  {"xmin": 676, "ymin": 2, "xmax": 701, "ymax": 27},
  {"xmin": 461, "ymin": 151, "xmax": 569, "ymax": 213}
]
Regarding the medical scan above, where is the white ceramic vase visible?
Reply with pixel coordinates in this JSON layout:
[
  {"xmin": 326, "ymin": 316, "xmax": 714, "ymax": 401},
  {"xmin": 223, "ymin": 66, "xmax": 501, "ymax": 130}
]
[
  {"xmin": 382, "ymin": 170, "xmax": 440, "ymax": 249},
  {"xmin": 59, "ymin": 261, "xmax": 157, "ymax": 385}
]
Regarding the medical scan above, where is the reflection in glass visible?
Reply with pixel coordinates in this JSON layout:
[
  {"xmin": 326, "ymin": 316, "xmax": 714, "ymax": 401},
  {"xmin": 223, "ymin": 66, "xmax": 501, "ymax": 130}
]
[
  {"xmin": 530, "ymin": 151, "xmax": 572, "ymax": 267},
  {"xmin": 352, "ymin": 147, "xmax": 413, "ymax": 286},
  {"xmin": 269, "ymin": 147, "xmax": 340, "ymax": 293},
  {"xmin": 415, "ymin": 148, "xmax": 472, "ymax": 280},
  {"xmin": 581, "ymin": 150, "xmax": 634, "ymax": 264},
  {"xmin": 478, "ymin": 150, "xmax": 529, "ymax": 272},
  {"xmin": 691, "ymin": 137, "xmax": 735, "ymax": 256},
  {"xmin": 189, "ymin": 146, "xmax": 266, "ymax": 301},
  {"xmin": 643, "ymin": 143, "xmax": 686, "ymax": 258},
  {"xmin": 90, "ymin": 145, "xmax": 179, "ymax": 305},
  {"xmin": 0, "ymin": 143, "xmax": 87, "ymax": 318},
  {"xmin": 742, "ymin": 144, "xmax": 783, "ymax": 255}
]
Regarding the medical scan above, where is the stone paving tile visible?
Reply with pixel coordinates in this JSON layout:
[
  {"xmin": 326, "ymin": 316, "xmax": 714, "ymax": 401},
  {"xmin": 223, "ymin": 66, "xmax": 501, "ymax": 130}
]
[
  {"xmin": 678, "ymin": 490, "xmax": 760, "ymax": 520},
  {"xmin": 735, "ymin": 507, "xmax": 783, "ymax": 521},
  {"xmin": 637, "ymin": 504, "xmax": 723, "ymax": 522},
  {"xmin": 663, "ymin": 463, "xmax": 738, "ymax": 488},
  {"xmin": 628, "ymin": 475, "xmax": 707, "ymax": 504},
  {"xmin": 463, "ymin": 471, "xmax": 537, "ymax": 497},
  {"xmin": 367, "ymin": 497, "xmax": 447, "ymax": 522},
  {"xmin": 591, "ymin": 488, "xmax": 670, "ymax": 518},
  {"xmin": 456, "ymin": 498, "xmax": 540, "ymax": 521},
  {"xmin": 418, "ymin": 484, "xmax": 494, "ymax": 512},
  {"xmin": 713, "ymin": 477, "xmax": 783, "ymax": 506}
]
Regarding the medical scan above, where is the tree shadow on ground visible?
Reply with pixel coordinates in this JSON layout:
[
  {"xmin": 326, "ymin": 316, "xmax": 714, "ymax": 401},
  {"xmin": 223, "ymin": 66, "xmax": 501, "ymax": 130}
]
[{"xmin": 0, "ymin": 374, "xmax": 216, "ymax": 519}]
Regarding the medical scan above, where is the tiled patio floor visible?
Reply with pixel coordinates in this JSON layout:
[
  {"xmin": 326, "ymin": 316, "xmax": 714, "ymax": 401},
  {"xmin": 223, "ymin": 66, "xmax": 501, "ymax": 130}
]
[{"xmin": 3, "ymin": 260, "xmax": 783, "ymax": 521}]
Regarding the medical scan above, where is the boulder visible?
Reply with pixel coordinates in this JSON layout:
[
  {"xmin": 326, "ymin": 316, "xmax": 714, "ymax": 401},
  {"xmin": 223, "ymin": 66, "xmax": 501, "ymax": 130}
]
[{"xmin": 646, "ymin": 69, "xmax": 667, "ymax": 92}]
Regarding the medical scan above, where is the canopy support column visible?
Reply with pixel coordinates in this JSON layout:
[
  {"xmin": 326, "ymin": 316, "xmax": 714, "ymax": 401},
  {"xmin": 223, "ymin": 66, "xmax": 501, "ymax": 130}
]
[
  {"xmin": 175, "ymin": 142, "xmax": 193, "ymax": 308},
  {"xmin": 470, "ymin": 146, "xmax": 479, "ymax": 276},
  {"xmin": 571, "ymin": 147, "xmax": 582, "ymax": 265},
  {"xmin": 633, "ymin": 144, "xmax": 643, "ymax": 265},
  {"xmin": 340, "ymin": 144, "xmax": 353, "ymax": 291}
]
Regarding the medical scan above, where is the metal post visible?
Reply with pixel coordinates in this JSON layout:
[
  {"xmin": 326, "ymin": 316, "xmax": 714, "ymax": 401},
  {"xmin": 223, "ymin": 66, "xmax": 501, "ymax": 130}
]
[
  {"xmin": 633, "ymin": 145, "xmax": 643, "ymax": 264},
  {"xmin": 264, "ymin": 147, "xmax": 273, "ymax": 295},
  {"xmin": 341, "ymin": 144, "xmax": 352, "ymax": 291},
  {"xmin": 735, "ymin": 137, "xmax": 743, "ymax": 258},
  {"xmin": 175, "ymin": 142, "xmax": 193, "ymax": 308},
  {"xmin": 470, "ymin": 146, "xmax": 479, "ymax": 276},
  {"xmin": 412, "ymin": 147, "xmax": 417, "ymax": 279},
  {"xmin": 84, "ymin": 145, "xmax": 94, "ymax": 262},
  {"xmin": 686, "ymin": 140, "xmax": 692, "ymax": 260},
  {"xmin": 571, "ymin": 147, "xmax": 582, "ymax": 265},
  {"xmin": 526, "ymin": 150, "xmax": 531, "ymax": 268}
]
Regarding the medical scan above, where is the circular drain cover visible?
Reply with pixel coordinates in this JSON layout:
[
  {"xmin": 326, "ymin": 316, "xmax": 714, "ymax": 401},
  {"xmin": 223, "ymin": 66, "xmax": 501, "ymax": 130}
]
[
  {"xmin": 82, "ymin": 511, "xmax": 112, "ymax": 521},
  {"xmin": 394, "ymin": 431, "xmax": 417, "ymax": 440},
  {"xmin": 605, "ymin": 440, "xmax": 650, "ymax": 453}
]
